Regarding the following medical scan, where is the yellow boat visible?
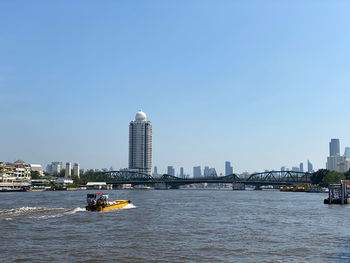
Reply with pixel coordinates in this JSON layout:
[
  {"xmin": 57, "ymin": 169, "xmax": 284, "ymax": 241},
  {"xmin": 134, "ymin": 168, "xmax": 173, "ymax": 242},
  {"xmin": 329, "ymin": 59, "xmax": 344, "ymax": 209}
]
[{"xmin": 86, "ymin": 193, "xmax": 131, "ymax": 212}]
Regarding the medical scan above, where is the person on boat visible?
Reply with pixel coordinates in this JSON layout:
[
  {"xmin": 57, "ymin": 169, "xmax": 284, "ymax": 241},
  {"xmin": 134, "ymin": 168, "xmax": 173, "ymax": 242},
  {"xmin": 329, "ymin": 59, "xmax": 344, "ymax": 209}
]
[{"xmin": 97, "ymin": 196, "xmax": 104, "ymax": 206}]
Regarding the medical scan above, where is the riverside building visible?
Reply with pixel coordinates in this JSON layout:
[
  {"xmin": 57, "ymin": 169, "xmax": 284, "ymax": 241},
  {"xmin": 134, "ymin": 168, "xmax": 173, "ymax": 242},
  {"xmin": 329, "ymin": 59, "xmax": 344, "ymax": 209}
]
[
  {"xmin": 128, "ymin": 109, "xmax": 152, "ymax": 175},
  {"xmin": 0, "ymin": 161, "xmax": 31, "ymax": 191}
]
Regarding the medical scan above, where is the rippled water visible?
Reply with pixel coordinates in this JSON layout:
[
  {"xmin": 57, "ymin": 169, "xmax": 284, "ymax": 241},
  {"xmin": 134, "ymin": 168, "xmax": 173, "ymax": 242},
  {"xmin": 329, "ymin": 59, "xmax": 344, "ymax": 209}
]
[{"xmin": 0, "ymin": 189, "xmax": 349, "ymax": 262}]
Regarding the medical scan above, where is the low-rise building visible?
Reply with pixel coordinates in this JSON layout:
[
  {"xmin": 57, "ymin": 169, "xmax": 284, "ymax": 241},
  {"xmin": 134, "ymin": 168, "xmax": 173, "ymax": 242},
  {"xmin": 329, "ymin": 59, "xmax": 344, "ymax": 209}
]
[
  {"xmin": 30, "ymin": 164, "xmax": 44, "ymax": 176},
  {"xmin": 56, "ymin": 177, "xmax": 73, "ymax": 185},
  {"xmin": 0, "ymin": 161, "xmax": 31, "ymax": 183},
  {"xmin": 0, "ymin": 161, "xmax": 31, "ymax": 190}
]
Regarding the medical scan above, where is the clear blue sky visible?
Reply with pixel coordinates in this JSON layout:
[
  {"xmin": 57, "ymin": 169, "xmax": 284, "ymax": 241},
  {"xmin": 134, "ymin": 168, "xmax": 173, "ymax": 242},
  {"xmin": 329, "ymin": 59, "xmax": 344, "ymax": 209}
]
[{"xmin": 1, "ymin": 1, "xmax": 350, "ymax": 175}]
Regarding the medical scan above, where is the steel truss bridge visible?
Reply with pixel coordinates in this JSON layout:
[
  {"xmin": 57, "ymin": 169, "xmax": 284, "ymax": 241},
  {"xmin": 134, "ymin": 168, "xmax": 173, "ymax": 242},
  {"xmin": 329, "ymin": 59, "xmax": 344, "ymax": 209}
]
[{"xmin": 99, "ymin": 170, "xmax": 311, "ymax": 189}]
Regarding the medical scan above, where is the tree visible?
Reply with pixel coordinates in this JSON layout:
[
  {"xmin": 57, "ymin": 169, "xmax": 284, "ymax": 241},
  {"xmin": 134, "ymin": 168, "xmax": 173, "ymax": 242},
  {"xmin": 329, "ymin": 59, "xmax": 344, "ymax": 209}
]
[
  {"xmin": 71, "ymin": 175, "xmax": 82, "ymax": 186},
  {"xmin": 30, "ymin": 171, "xmax": 41, "ymax": 179},
  {"xmin": 344, "ymin": 170, "xmax": 350, "ymax": 180},
  {"xmin": 322, "ymin": 171, "xmax": 345, "ymax": 187},
  {"xmin": 57, "ymin": 169, "xmax": 65, "ymax": 177},
  {"xmin": 310, "ymin": 169, "xmax": 329, "ymax": 185}
]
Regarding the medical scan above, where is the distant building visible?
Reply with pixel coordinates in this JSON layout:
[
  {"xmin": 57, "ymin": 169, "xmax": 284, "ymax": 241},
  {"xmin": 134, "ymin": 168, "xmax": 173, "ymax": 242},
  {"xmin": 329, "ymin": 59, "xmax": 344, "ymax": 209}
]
[
  {"xmin": 330, "ymin": 138, "xmax": 340, "ymax": 156},
  {"xmin": 299, "ymin": 163, "xmax": 304, "ymax": 173},
  {"xmin": 153, "ymin": 166, "xmax": 158, "ymax": 177},
  {"xmin": 240, "ymin": 172, "xmax": 249, "ymax": 179},
  {"xmin": 291, "ymin": 167, "xmax": 299, "ymax": 172},
  {"xmin": 225, "ymin": 161, "xmax": 233, "ymax": 176},
  {"xmin": 167, "ymin": 166, "xmax": 175, "ymax": 176},
  {"xmin": 73, "ymin": 163, "xmax": 80, "ymax": 178},
  {"xmin": 281, "ymin": 166, "xmax": 286, "ymax": 176},
  {"xmin": 327, "ymin": 155, "xmax": 350, "ymax": 173},
  {"xmin": 30, "ymin": 164, "xmax": 44, "ymax": 176},
  {"xmin": 46, "ymin": 161, "xmax": 62, "ymax": 175},
  {"xmin": 208, "ymin": 168, "xmax": 217, "ymax": 176},
  {"xmin": 193, "ymin": 166, "xmax": 201, "ymax": 178},
  {"xmin": 129, "ymin": 109, "xmax": 152, "ymax": 175},
  {"xmin": 65, "ymin": 162, "xmax": 71, "ymax": 178},
  {"xmin": 180, "ymin": 167, "xmax": 184, "ymax": 178},
  {"xmin": 307, "ymin": 160, "xmax": 313, "ymax": 173},
  {"xmin": 56, "ymin": 177, "xmax": 73, "ymax": 185},
  {"xmin": 345, "ymin": 147, "xmax": 350, "ymax": 158},
  {"xmin": 203, "ymin": 166, "xmax": 210, "ymax": 177}
]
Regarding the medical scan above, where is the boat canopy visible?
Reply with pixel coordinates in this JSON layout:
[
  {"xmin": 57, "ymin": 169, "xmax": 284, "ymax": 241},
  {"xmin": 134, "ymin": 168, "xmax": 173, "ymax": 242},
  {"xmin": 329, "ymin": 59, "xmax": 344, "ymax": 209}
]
[{"xmin": 87, "ymin": 193, "xmax": 109, "ymax": 199}]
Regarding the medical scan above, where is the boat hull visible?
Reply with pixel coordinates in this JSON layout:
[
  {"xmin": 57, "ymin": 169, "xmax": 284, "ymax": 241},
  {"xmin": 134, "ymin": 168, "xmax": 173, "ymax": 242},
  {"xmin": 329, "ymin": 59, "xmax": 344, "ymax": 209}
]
[{"xmin": 86, "ymin": 200, "xmax": 131, "ymax": 212}]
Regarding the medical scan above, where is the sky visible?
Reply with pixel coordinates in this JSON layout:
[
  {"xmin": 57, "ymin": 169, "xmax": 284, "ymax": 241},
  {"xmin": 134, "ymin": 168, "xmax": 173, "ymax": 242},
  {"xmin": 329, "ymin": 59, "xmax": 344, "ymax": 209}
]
[{"xmin": 1, "ymin": 0, "xmax": 350, "ymax": 175}]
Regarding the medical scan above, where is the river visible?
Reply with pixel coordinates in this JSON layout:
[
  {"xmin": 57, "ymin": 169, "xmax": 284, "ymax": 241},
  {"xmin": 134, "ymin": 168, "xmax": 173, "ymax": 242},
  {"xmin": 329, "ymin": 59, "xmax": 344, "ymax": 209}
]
[{"xmin": 0, "ymin": 189, "xmax": 349, "ymax": 262}]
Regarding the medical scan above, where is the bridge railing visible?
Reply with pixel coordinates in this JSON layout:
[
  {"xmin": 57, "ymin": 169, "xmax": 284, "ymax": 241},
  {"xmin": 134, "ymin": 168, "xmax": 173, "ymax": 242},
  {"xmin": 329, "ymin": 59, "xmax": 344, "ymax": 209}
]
[{"xmin": 99, "ymin": 170, "xmax": 311, "ymax": 184}]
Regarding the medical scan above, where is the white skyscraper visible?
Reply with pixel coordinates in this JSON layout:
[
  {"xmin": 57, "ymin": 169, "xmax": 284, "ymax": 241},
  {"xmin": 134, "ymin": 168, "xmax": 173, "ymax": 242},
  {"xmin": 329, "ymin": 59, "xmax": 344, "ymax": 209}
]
[
  {"xmin": 129, "ymin": 109, "xmax": 152, "ymax": 175},
  {"xmin": 65, "ymin": 162, "xmax": 71, "ymax": 178},
  {"xmin": 73, "ymin": 163, "xmax": 80, "ymax": 178}
]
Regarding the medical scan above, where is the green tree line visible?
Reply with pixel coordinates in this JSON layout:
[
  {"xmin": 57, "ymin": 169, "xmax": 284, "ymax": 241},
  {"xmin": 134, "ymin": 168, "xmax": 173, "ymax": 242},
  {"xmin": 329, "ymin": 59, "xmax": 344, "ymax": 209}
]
[{"xmin": 310, "ymin": 169, "xmax": 350, "ymax": 187}]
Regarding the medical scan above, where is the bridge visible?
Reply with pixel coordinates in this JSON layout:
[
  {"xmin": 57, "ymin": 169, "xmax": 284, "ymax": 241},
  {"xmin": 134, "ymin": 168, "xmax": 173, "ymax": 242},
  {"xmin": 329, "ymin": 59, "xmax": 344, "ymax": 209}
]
[{"xmin": 98, "ymin": 170, "xmax": 311, "ymax": 189}]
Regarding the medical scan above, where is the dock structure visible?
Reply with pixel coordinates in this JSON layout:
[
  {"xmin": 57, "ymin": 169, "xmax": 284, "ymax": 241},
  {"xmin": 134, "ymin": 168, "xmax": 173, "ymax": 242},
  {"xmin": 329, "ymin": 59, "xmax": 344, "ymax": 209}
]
[
  {"xmin": 324, "ymin": 183, "xmax": 349, "ymax": 204},
  {"xmin": 86, "ymin": 182, "xmax": 113, "ymax": 190},
  {"xmin": 232, "ymin": 183, "xmax": 245, "ymax": 190}
]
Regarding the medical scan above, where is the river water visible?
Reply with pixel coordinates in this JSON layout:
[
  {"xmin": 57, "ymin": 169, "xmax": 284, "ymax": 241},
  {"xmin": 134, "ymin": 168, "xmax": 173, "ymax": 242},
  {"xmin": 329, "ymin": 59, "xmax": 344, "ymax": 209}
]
[{"xmin": 0, "ymin": 189, "xmax": 349, "ymax": 262}]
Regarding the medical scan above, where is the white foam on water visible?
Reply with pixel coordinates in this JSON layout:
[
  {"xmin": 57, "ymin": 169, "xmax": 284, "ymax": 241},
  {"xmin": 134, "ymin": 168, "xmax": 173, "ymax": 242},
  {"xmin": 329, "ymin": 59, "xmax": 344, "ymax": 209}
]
[
  {"xmin": 120, "ymin": 203, "xmax": 137, "ymax": 209},
  {"xmin": 64, "ymin": 207, "xmax": 86, "ymax": 215},
  {"xmin": 1, "ymin": 206, "xmax": 85, "ymax": 221},
  {"xmin": 0, "ymin": 207, "xmax": 65, "ymax": 216},
  {"xmin": 32, "ymin": 207, "xmax": 86, "ymax": 220},
  {"xmin": 1, "ymin": 204, "xmax": 134, "ymax": 220}
]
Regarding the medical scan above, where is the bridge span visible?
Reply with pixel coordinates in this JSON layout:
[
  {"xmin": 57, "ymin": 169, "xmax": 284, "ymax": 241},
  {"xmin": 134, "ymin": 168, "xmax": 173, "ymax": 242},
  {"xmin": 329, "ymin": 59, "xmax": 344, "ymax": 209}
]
[{"xmin": 99, "ymin": 170, "xmax": 311, "ymax": 189}]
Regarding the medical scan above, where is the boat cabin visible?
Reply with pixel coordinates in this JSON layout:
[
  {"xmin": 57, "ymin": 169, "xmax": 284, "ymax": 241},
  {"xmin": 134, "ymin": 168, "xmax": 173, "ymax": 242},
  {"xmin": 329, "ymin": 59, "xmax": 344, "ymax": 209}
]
[{"xmin": 87, "ymin": 193, "xmax": 109, "ymax": 206}]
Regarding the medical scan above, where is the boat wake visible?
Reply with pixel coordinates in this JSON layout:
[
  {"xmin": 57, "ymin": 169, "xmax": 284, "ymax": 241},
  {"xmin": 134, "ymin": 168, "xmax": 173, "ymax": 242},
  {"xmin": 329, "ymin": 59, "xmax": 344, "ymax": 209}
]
[
  {"xmin": 0, "ymin": 206, "xmax": 86, "ymax": 221},
  {"xmin": 120, "ymin": 203, "xmax": 136, "ymax": 209},
  {"xmin": 0, "ymin": 203, "xmax": 136, "ymax": 220}
]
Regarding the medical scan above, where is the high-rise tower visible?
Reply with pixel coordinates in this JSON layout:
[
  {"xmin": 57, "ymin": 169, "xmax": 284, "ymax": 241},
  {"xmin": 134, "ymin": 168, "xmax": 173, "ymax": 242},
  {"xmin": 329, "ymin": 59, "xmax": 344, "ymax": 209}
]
[
  {"xmin": 329, "ymin": 138, "xmax": 340, "ymax": 156},
  {"xmin": 65, "ymin": 162, "xmax": 71, "ymax": 178},
  {"xmin": 128, "ymin": 109, "xmax": 152, "ymax": 175},
  {"xmin": 225, "ymin": 161, "xmax": 233, "ymax": 176},
  {"xmin": 344, "ymin": 147, "xmax": 350, "ymax": 158}
]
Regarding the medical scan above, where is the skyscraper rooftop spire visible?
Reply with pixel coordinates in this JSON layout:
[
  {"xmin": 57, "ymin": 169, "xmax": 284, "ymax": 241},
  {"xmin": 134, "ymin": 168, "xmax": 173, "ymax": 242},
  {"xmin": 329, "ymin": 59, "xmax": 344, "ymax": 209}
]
[{"xmin": 135, "ymin": 109, "xmax": 147, "ymax": 121}]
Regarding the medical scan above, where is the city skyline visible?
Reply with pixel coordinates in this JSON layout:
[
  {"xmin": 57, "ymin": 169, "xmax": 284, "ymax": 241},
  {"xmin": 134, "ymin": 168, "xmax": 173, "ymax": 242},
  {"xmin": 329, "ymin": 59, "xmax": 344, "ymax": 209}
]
[
  {"xmin": 1, "ymin": 1, "xmax": 350, "ymax": 174},
  {"xmin": 1, "ymin": 105, "xmax": 349, "ymax": 176}
]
